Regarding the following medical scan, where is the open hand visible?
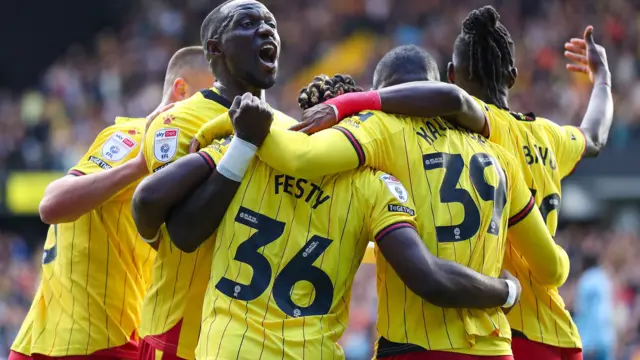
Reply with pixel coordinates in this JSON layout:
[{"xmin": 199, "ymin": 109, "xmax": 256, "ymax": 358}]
[
  {"xmin": 232, "ymin": 92, "xmax": 274, "ymax": 147},
  {"xmin": 499, "ymin": 270, "xmax": 522, "ymax": 314},
  {"xmin": 289, "ymin": 103, "xmax": 338, "ymax": 134},
  {"xmin": 564, "ymin": 26, "xmax": 610, "ymax": 84}
]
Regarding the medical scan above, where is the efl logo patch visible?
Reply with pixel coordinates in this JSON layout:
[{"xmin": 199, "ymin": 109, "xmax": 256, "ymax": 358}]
[
  {"xmin": 154, "ymin": 128, "xmax": 179, "ymax": 162},
  {"xmin": 101, "ymin": 132, "xmax": 137, "ymax": 161},
  {"xmin": 379, "ymin": 173, "xmax": 409, "ymax": 204}
]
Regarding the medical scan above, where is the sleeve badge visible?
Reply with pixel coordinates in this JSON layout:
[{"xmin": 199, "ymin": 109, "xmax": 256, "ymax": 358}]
[
  {"xmin": 101, "ymin": 132, "xmax": 137, "ymax": 161},
  {"xmin": 379, "ymin": 173, "xmax": 409, "ymax": 204},
  {"xmin": 154, "ymin": 128, "xmax": 180, "ymax": 162}
]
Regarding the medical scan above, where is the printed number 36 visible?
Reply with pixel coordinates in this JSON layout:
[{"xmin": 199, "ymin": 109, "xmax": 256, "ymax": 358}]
[
  {"xmin": 216, "ymin": 206, "xmax": 334, "ymax": 317},
  {"xmin": 423, "ymin": 152, "xmax": 507, "ymax": 242}
]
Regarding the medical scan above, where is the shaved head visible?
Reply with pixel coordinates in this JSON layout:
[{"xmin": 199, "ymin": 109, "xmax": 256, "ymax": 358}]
[{"xmin": 162, "ymin": 46, "xmax": 214, "ymax": 103}]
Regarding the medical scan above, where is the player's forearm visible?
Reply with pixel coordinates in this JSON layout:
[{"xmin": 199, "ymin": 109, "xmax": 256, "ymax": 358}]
[
  {"xmin": 508, "ymin": 210, "xmax": 570, "ymax": 287},
  {"xmin": 579, "ymin": 72, "xmax": 613, "ymax": 157},
  {"xmin": 379, "ymin": 228, "xmax": 509, "ymax": 308},
  {"xmin": 132, "ymin": 155, "xmax": 212, "ymax": 240},
  {"xmin": 39, "ymin": 160, "xmax": 146, "ymax": 224},
  {"xmin": 166, "ymin": 171, "xmax": 240, "ymax": 252},
  {"xmin": 257, "ymin": 127, "xmax": 358, "ymax": 179}
]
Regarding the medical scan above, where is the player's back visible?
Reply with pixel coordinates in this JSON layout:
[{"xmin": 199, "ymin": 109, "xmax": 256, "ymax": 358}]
[
  {"xmin": 477, "ymin": 100, "xmax": 585, "ymax": 348},
  {"xmin": 335, "ymin": 111, "xmax": 525, "ymax": 355},
  {"xmin": 196, "ymin": 137, "xmax": 415, "ymax": 359},
  {"xmin": 12, "ymin": 117, "xmax": 154, "ymax": 358}
]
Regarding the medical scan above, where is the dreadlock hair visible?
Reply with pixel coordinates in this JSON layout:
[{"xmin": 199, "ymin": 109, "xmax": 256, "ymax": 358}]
[
  {"xmin": 297, "ymin": 74, "xmax": 363, "ymax": 110},
  {"xmin": 454, "ymin": 5, "xmax": 515, "ymax": 109}
]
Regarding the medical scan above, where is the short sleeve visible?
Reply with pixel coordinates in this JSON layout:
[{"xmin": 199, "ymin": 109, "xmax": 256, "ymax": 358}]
[
  {"xmin": 143, "ymin": 110, "xmax": 186, "ymax": 173},
  {"xmin": 357, "ymin": 170, "xmax": 418, "ymax": 244},
  {"xmin": 333, "ymin": 111, "xmax": 396, "ymax": 170},
  {"xmin": 504, "ymin": 156, "xmax": 536, "ymax": 227},
  {"xmin": 540, "ymin": 119, "xmax": 587, "ymax": 178},
  {"xmin": 197, "ymin": 137, "xmax": 229, "ymax": 170},
  {"xmin": 69, "ymin": 123, "xmax": 143, "ymax": 176},
  {"xmin": 472, "ymin": 97, "xmax": 509, "ymax": 144}
]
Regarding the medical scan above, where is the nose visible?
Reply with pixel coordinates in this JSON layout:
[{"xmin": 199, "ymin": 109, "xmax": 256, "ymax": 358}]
[{"xmin": 257, "ymin": 22, "xmax": 275, "ymax": 38}]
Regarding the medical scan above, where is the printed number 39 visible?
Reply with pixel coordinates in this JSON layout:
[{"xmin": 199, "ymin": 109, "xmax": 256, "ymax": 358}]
[
  {"xmin": 216, "ymin": 206, "xmax": 334, "ymax": 317},
  {"xmin": 423, "ymin": 152, "xmax": 507, "ymax": 242}
]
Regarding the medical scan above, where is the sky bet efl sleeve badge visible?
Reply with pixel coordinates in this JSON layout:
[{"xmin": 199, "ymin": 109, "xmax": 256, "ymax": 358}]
[
  {"xmin": 380, "ymin": 173, "xmax": 409, "ymax": 204},
  {"xmin": 101, "ymin": 131, "xmax": 137, "ymax": 162},
  {"xmin": 154, "ymin": 128, "xmax": 179, "ymax": 162}
]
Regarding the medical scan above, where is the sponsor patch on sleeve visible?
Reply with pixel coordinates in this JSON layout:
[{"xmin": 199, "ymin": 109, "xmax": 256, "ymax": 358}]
[
  {"xmin": 89, "ymin": 156, "xmax": 113, "ymax": 170},
  {"xmin": 387, "ymin": 204, "xmax": 415, "ymax": 216},
  {"xmin": 101, "ymin": 131, "xmax": 137, "ymax": 161},
  {"xmin": 154, "ymin": 128, "xmax": 179, "ymax": 163},
  {"xmin": 379, "ymin": 173, "xmax": 409, "ymax": 204}
]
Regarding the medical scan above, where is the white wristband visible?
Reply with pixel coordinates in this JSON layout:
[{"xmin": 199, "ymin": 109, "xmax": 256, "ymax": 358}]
[
  {"xmin": 217, "ymin": 137, "xmax": 258, "ymax": 182},
  {"xmin": 141, "ymin": 231, "xmax": 160, "ymax": 244},
  {"xmin": 502, "ymin": 279, "xmax": 517, "ymax": 308}
]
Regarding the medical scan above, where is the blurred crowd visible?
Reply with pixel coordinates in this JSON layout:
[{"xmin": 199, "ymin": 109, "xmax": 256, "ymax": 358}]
[
  {"xmin": 0, "ymin": 0, "xmax": 638, "ymax": 171},
  {"xmin": 1, "ymin": 0, "xmax": 640, "ymax": 358}
]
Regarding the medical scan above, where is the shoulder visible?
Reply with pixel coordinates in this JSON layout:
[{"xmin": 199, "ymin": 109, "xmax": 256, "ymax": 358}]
[
  {"xmin": 339, "ymin": 110, "xmax": 405, "ymax": 132},
  {"xmin": 353, "ymin": 169, "xmax": 410, "ymax": 203}
]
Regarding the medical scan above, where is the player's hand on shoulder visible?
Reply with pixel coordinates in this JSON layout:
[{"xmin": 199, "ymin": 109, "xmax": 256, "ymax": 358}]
[
  {"xmin": 231, "ymin": 92, "xmax": 274, "ymax": 147},
  {"xmin": 499, "ymin": 270, "xmax": 522, "ymax": 314},
  {"xmin": 290, "ymin": 104, "xmax": 339, "ymax": 135},
  {"xmin": 132, "ymin": 103, "xmax": 175, "ymax": 173},
  {"xmin": 564, "ymin": 26, "xmax": 610, "ymax": 84}
]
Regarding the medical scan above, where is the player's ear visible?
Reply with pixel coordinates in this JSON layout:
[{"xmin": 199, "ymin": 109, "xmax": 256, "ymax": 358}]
[
  {"xmin": 172, "ymin": 78, "xmax": 187, "ymax": 101},
  {"xmin": 507, "ymin": 67, "xmax": 518, "ymax": 89},
  {"xmin": 207, "ymin": 38, "xmax": 223, "ymax": 60},
  {"xmin": 447, "ymin": 62, "xmax": 455, "ymax": 84}
]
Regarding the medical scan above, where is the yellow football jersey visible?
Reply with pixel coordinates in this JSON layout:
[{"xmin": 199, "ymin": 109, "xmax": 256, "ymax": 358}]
[
  {"xmin": 139, "ymin": 88, "xmax": 230, "ymax": 360},
  {"xmin": 477, "ymin": 99, "xmax": 586, "ymax": 348},
  {"xmin": 12, "ymin": 117, "xmax": 154, "ymax": 358},
  {"xmin": 139, "ymin": 88, "xmax": 295, "ymax": 359},
  {"xmin": 250, "ymin": 111, "xmax": 556, "ymax": 356},
  {"xmin": 195, "ymin": 137, "xmax": 417, "ymax": 360}
]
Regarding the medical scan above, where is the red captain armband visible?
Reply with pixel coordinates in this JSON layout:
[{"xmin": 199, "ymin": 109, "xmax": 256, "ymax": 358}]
[{"xmin": 324, "ymin": 90, "xmax": 382, "ymax": 120}]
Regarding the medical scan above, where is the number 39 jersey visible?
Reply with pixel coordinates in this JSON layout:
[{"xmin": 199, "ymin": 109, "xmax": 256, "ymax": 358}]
[
  {"xmin": 196, "ymin": 133, "xmax": 418, "ymax": 359},
  {"xmin": 335, "ymin": 111, "xmax": 534, "ymax": 356}
]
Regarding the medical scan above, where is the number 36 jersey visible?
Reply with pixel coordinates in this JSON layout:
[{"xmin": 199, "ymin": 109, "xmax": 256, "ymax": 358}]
[{"xmin": 195, "ymin": 118, "xmax": 418, "ymax": 359}]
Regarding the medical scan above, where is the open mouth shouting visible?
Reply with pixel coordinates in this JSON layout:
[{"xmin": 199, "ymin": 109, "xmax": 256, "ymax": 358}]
[{"xmin": 258, "ymin": 41, "xmax": 278, "ymax": 71}]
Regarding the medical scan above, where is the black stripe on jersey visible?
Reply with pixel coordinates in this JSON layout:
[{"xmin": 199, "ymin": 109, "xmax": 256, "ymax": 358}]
[
  {"xmin": 85, "ymin": 214, "xmax": 93, "ymax": 353},
  {"xmin": 374, "ymin": 222, "xmax": 415, "ymax": 244},
  {"xmin": 201, "ymin": 89, "xmax": 232, "ymax": 108},
  {"xmin": 100, "ymin": 207, "xmax": 111, "ymax": 348},
  {"xmin": 333, "ymin": 126, "xmax": 365, "ymax": 166},
  {"xmin": 66, "ymin": 223, "xmax": 77, "ymax": 355},
  {"xmin": 198, "ymin": 152, "xmax": 217, "ymax": 170},
  {"xmin": 68, "ymin": 169, "xmax": 86, "ymax": 176},
  {"xmin": 508, "ymin": 196, "xmax": 535, "ymax": 227}
]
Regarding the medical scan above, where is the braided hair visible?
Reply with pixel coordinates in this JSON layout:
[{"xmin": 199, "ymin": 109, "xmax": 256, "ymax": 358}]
[
  {"xmin": 454, "ymin": 6, "xmax": 515, "ymax": 109},
  {"xmin": 297, "ymin": 74, "xmax": 363, "ymax": 110}
]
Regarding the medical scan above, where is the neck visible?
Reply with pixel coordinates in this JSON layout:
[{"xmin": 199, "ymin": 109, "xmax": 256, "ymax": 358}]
[
  {"xmin": 213, "ymin": 72, "xmax": 262, "ymax": 101},
  {"xmin": 469, "ymin": 84, "xmax": 509, "ymax": 109}
]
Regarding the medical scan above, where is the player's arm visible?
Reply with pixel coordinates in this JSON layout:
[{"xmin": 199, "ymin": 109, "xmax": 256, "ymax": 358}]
[
  {"xmin": 505, "ymin": 164, "xmax": 570, "ymax": 287},
  {"xmin": 39, "ymin": 123, "xmax": 149, "ymax": 224},
  {"xmin": 165, "ymin": 94, "xmax": 272, "ymax": 251},
  {"xmin": 363, "ymin": 172, "xmax": 519, "ymax": 309},
  {"xmin": 295, "ymin": 82, "xmax": 488, "ymax": 137},
  {"xmin": 379, "ymin": 227, "xmax": 517, "ymax": 308},
  {"xmin": 228, "ymin": 101, "xmax": 362, "ymax": 179},
  {"xmin": 131, "ymin": 153, "xmax": 218, "ymax": 246},
  {"xmin": 564, "ymin": 26, "xmax": 613, "ymax": 158}
]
